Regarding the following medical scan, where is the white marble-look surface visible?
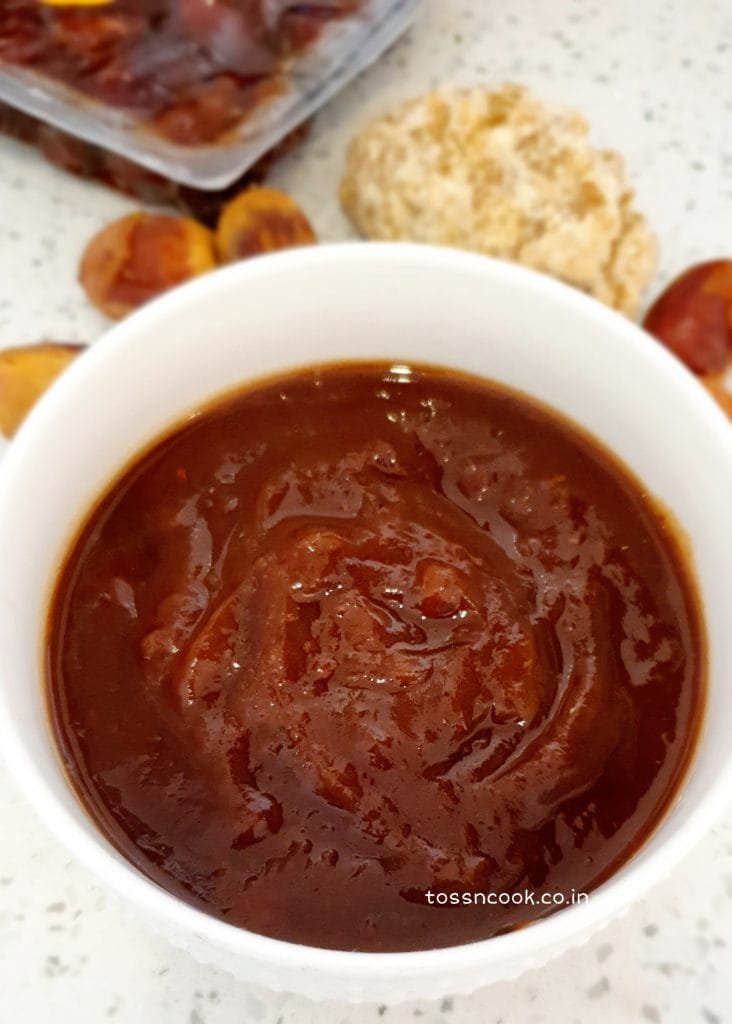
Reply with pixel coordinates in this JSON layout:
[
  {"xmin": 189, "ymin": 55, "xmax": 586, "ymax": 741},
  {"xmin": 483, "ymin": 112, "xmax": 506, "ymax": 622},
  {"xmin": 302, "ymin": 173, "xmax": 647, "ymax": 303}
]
[{"xmin": 1, "ymin": 1, "xmax": 731, "ymax": 1021}]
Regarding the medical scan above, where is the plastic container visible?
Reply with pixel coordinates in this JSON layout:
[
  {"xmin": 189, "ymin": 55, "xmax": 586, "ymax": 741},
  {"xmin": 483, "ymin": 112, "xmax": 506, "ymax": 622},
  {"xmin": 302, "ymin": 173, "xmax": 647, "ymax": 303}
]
[
  {"xmin": 1, "ymin": 245, "xmax": 732, "ymax": 1003},
  {"xmin": 0, "ymin": 99, "xmax": 310, "ymax": 223},
  {"xmin": 0, "ymin": 0, "xmax": 419, "ymax": 190}
]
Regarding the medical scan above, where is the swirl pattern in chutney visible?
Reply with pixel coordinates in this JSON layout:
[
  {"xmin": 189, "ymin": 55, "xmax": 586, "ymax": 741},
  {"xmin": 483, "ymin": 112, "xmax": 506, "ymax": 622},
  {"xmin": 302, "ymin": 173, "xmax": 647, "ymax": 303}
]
[{"xmin": 47, "ymin": 363, "xmax": 703, "ymax": 951}]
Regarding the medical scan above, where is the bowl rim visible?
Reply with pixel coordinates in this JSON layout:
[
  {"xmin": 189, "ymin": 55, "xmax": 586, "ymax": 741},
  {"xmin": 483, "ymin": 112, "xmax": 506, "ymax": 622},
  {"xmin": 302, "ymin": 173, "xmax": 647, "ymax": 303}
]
[{"xmin": 1, "ymin": 241, "xmax": 732, "ymax": 979}]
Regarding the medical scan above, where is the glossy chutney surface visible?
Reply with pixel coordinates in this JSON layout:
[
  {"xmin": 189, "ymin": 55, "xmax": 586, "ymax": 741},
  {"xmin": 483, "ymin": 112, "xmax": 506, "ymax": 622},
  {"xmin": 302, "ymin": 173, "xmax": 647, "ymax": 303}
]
[{"xmin": 47, "ymin": 363, "xmax": 703, "ymax": 951}]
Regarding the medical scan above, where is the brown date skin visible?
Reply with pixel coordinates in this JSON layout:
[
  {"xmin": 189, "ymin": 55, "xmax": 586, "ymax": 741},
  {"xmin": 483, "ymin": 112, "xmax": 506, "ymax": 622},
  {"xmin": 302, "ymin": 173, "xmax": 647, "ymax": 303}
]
[
  {"xmin": 0, "ymin": 1, "xmax": 360, "ymax": 145},
  {"xmin": 643, "ymin": 260, "xmax": 732, "ymax": 375}
]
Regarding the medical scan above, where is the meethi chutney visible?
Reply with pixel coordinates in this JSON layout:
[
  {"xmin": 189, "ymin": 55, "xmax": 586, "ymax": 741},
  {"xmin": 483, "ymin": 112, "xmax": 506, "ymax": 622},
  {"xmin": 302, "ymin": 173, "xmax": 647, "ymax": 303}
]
[{"xmin": 46, "ymin": 362, "xmax": 704, "ymax": 952}]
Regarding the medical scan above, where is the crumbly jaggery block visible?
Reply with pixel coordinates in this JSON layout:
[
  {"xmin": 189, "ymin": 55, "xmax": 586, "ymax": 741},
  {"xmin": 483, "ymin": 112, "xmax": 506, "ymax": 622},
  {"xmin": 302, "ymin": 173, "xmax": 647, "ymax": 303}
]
[{"xmin": 340, "ymin": 84, "xmax": 657, "ymax": 316}]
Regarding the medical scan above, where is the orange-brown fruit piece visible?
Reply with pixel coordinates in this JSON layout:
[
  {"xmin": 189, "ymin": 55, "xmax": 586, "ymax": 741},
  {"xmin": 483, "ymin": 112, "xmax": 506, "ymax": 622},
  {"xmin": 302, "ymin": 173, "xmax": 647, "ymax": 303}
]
[
  {"xmin": 79, "ymin": 213, "xmax": 217, "ymax": 320},
  {"xmin": 215, "ymin": 186, "xmax": 316, "ymax": 263},
  {"xmin": 0, "ymin": 342, "xmax": 83, "ymax": 438},
  {"xmin": 703, "ymin": 372, "xmax": 732, "ymax": 419},
  {"xmin": 643, "ymin": 260, "xmax": 732, "ymax": 375}
]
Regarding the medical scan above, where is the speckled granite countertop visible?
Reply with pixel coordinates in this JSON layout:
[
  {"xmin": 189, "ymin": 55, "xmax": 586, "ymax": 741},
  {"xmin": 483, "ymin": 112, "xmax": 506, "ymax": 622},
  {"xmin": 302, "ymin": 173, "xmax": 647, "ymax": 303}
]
[{"xmin": 1, "ymin": 1, "xmax": 731, "ymax": 1021}]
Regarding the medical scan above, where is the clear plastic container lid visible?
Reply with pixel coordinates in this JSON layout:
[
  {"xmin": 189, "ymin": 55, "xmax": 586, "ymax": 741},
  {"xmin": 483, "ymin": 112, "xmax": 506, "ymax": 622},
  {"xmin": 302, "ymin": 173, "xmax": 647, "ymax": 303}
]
[{"xmin": 0, "ymin": 0, "xmax": 419, "ymax": 190}]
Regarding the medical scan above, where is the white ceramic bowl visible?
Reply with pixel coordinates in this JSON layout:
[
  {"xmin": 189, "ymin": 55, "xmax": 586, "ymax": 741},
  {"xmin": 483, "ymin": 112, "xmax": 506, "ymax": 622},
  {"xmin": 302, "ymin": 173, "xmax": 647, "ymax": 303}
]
[{"xmin": 1, "ymin": 244, "xmax": 732, "ymax": 1005}]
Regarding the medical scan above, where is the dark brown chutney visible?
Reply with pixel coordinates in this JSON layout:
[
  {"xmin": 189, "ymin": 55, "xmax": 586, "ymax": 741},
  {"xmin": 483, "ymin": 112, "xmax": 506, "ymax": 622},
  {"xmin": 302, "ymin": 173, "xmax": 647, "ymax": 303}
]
[{"xmin": 47, "ymin": 363, "xmax": 704, "ymax": 952}]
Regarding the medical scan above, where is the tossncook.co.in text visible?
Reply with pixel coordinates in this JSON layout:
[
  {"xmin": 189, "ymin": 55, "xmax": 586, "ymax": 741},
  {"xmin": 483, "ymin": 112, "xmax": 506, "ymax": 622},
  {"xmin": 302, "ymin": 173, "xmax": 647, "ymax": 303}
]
[{"xmin": 424, "ymin": 889, "xmax": 589, "ymax": 907}]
